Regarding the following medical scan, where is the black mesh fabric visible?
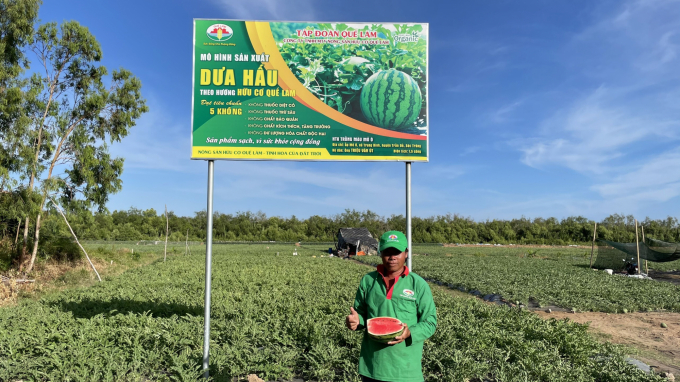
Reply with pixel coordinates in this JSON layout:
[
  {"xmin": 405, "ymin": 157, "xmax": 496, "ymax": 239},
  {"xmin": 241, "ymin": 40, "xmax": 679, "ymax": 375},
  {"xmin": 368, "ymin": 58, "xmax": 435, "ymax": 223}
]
[{"xmin": 593, "ymin": 238, "xmax": 680, "ymax": 270}]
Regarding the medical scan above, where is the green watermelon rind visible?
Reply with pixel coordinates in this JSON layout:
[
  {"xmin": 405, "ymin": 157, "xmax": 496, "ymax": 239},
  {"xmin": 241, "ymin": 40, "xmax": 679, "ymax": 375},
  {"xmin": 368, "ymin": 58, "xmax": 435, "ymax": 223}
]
[
  {"xmin": 367, "ymin": 317, "xmax": 405, "ymax": 343},
  {"xmin": 359, "ymin": 69, "xmax": 423, "ymax": 131}
]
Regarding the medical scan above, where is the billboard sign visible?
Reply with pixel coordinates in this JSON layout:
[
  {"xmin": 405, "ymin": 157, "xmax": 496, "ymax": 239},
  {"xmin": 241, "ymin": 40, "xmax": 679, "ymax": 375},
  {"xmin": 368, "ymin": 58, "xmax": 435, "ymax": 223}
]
[{"xmin": 192, "ymin": 20, "xmax": 428, "ymax": 161}]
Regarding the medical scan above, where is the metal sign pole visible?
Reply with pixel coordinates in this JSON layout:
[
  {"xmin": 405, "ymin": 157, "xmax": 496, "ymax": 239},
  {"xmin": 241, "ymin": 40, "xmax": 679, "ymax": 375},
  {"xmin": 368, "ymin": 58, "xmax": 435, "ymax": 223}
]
[
  {"xmin": 202, "ymin": 160, "xmax": 215, "ymax": 379},
  {"xmin": 406, "ymin": 162, "xmax": 412, "ymax": 271}
]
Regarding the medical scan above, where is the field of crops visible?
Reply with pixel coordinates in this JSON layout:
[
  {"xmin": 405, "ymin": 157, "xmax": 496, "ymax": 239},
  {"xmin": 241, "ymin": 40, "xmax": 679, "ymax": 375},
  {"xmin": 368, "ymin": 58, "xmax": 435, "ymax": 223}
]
[
  {"xmin": 0, "ymin": 244, "xmax": 666, "ymax": 381},
  {"xmin": 356, "ymin": 245, "xmax": 680, "ymax": 313}
]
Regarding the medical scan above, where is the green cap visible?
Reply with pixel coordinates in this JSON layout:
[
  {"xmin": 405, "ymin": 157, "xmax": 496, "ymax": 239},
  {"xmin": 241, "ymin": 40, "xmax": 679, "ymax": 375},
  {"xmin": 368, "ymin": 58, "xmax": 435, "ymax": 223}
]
[{"xmin": 379, "ymin": 230, "xmax": 408, "ymax": 253}]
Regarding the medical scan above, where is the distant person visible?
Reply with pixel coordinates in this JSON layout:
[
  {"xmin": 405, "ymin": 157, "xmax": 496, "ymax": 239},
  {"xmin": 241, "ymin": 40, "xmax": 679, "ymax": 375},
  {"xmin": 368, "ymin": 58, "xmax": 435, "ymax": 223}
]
[{"xmin": 346, "ymin": 231, "xmax": 437, "ymax": 382}]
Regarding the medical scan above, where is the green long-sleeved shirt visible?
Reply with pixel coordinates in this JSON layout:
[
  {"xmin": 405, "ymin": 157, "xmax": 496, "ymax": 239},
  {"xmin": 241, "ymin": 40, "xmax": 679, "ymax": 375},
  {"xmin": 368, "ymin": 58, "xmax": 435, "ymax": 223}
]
[{"xmin": 353, "ymin": 266, "xmax": 437, "ymax": 382}]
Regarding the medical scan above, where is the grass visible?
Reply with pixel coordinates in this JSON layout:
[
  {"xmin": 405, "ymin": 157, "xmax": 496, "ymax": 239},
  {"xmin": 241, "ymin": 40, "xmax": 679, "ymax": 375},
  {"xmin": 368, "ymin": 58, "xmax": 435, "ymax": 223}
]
[
  {"xmin": 0, "ymin": 244, "xmax": 666, "ymax": 381},
  {"xmin": 1, "ymin": 242, "xmax": 173, "ymax": 306},
  {"xmin": 356, "ymin": 244, "xmax": 680, "ymax": 313}
]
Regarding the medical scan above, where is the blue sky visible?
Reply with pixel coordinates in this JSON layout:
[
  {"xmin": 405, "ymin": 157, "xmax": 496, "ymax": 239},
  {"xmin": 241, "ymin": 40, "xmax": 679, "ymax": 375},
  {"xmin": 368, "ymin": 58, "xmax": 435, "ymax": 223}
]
[{"xmin": 38, "ymin": 0, "xmax": 680, "ymax": 221}]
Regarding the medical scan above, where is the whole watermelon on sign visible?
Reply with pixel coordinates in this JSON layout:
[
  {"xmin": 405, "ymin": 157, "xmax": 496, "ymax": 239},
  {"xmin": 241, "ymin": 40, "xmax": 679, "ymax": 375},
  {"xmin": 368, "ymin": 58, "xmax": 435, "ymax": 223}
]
[{"xmin": 360, "ymin": 69, "xmax": 422, "ymax": 131}]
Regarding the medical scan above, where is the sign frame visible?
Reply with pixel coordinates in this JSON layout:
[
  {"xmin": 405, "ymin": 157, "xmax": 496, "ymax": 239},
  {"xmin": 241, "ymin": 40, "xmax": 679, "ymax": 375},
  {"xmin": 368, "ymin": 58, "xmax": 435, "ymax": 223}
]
[{"xmin": 191, "ymin": 19, "xmax": 430, "ymax": 163}]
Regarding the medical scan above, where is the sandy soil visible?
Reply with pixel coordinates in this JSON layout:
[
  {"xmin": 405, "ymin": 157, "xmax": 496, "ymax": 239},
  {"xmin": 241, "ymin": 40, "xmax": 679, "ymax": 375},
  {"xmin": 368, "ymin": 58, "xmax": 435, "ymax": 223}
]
[{"xmin": 534, "ymin": 310, "xmax": 680, "ymax": 375}]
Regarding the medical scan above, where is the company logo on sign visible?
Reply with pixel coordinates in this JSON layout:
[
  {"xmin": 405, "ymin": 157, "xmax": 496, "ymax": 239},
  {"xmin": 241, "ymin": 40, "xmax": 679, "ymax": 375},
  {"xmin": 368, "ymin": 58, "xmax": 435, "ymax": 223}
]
[
  {"xmin": 389, "ymin": 234, "xmax": 398, "ymax": 240},
  {"xmin": 207, "ymin": 24, "xmax": 233, "ymax": 41}
]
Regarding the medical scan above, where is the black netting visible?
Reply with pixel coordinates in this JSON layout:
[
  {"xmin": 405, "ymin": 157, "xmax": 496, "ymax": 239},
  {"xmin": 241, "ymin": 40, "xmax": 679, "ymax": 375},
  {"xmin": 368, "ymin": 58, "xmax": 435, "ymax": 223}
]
[{"xmin": 593, "ymin": 238, "xmax": 680, "ymax": 270}]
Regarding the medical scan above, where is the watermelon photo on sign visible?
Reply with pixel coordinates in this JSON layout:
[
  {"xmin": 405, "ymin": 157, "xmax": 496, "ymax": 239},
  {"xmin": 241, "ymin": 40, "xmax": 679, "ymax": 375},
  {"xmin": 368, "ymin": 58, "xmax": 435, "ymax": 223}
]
[
  {"xmin": 360, "ymin": 69, "xmax": 423, "ymax": 131},
  {"xmin": 274, "ymin": 22, "xmax": 428, "ymax": 136}
]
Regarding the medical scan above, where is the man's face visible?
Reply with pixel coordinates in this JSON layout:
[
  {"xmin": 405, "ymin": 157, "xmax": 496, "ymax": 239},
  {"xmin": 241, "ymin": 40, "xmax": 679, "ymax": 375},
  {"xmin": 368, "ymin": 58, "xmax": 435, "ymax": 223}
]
[{"xmin": 380, "ymin": 247, "xmax": 408, "ymax": 273}]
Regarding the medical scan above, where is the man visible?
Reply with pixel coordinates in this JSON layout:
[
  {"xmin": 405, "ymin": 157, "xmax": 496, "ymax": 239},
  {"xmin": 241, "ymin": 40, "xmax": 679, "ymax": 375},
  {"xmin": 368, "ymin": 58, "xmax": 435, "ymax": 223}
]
[{"xmin": 346, "ymin": 230, "xmax": 437, "ymax": 382}]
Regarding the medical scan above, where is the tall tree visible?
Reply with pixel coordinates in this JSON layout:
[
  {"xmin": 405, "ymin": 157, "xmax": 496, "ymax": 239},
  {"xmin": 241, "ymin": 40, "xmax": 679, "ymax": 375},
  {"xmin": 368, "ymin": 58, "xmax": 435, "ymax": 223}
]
[
  {"xmin": 0, "ymin": 0, "xmax": 42, "ymax": 256},
  {"xmin": 21, "ymin": 21, "xmax": 148, "ymax": 272}
]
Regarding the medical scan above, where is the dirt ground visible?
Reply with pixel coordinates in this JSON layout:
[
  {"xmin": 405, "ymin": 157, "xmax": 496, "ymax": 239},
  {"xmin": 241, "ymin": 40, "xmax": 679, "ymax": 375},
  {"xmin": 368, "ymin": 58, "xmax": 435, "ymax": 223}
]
[
  {"xmin": 534, "ymin": 310, "xmax": 680, "ymax": 375},
  {"xmin": 649, "ymin": 270, "xmax": 680, "ymax": 286}
]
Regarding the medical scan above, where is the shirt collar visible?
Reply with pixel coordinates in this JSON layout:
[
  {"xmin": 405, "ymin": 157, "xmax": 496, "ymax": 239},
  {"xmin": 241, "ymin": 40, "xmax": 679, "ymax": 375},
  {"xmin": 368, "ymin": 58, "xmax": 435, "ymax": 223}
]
[{"xmin": 377, "ymin": 264, "xmax": 410, "ymax": 278}]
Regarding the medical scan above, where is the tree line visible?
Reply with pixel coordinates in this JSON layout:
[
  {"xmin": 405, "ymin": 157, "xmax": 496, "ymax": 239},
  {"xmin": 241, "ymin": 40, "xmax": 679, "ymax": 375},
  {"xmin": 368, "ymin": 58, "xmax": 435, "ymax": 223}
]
[{"xmin": 3, "ymin": 207, "xmax": 678, "ymax": 248}]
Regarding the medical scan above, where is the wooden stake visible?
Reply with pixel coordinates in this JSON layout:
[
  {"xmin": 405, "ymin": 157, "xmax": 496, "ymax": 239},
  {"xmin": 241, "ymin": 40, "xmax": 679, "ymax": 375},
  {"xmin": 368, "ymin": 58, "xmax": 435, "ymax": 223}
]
[
  {"xmin": 14, "ymin": 218, "xmax": 20, "ymax": 245},
  {"xmin": 635, "ymin": 219, "xmax": 640, "ymax": 275},
  {"xmin": 164, "ymin": 204, "xmax": 169, "ymax": 262},
  {"xmin": 185, "ymin": 229, "xmax": 189, "ymax": 256},
  {"xmin": 642, "ymin": 225, "xmax": 647, "ymax": 275},
  {"xmin": 49, "ymin": 198, "xmax": 101, "ymax": 282},
  {"xmin": 590, "ymin": 222, "xmax": 597, "ymax": 268}
]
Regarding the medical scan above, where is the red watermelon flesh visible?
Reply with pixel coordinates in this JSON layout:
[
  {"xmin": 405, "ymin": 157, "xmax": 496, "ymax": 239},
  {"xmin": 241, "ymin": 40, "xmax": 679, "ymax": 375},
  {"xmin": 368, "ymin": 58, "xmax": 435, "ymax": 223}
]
[{"xmin": 367, "ymin": 317, "xmax": 404, "ymax": 343}]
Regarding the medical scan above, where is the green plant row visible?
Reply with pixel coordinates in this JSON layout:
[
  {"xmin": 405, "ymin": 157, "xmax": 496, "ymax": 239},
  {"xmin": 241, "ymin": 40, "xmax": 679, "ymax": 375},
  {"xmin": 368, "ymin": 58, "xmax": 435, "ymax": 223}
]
[
  {"xmin": 0, "ymin": 244, "xmax": 664, "ymax": 381},
  {"xmin": 358, "ymin": 246, "xmax": 680, "ymax": 313}
]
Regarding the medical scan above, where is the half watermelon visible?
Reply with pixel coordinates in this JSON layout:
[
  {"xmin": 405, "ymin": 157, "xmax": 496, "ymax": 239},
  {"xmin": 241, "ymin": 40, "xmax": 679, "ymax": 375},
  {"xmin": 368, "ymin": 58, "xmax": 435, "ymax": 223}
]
[{"xmin": 367, "ymin": 317, "xmax": 404, "ymax": 343}]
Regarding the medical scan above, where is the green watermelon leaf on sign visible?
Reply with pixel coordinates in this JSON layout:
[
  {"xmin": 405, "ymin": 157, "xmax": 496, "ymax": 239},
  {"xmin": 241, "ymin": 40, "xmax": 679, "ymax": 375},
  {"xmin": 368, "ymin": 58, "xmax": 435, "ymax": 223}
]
[{"xmin": 360, "ymin": 69, "xmax": 422, "ymax": 131}]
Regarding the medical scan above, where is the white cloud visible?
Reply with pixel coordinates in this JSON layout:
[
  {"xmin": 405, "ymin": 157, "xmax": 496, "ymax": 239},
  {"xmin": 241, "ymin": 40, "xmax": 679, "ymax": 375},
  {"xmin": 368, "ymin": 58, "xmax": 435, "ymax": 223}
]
[
  {"xmin": 109, "ymin": 98, "xmax": 195, "ymax": 173},
  {"xmin": 515, "ymin": 0, "xmax": 680, "ymax": 213},
  {"xmin": 521, "ymin": 0, "xmax": 680, "ymax": 173},
  {"xmin": 489, "ymin": 100, "xmax": 523, "ymax": 124},
  {"xmin": 208, "ymin": 162, "xmax": 467, "ymax": 215},
  {"xmin": 574, "ymin": 0, "xmax": 680, "ymax": 78},
  {"xmin": 592, "ymin": 147, "xmax": 680, "ymax": 203},
  {"xmin": 520, "ymin": 86, "xmax": 663, "ymax": 173}
]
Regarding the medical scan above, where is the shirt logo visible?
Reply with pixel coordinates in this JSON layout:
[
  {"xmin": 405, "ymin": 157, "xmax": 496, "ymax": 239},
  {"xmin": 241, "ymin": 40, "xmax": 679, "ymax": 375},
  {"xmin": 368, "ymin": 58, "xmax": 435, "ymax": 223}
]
[{"xmin": 401, "ymin": 289, "xmax": 415, "ymax": 299}]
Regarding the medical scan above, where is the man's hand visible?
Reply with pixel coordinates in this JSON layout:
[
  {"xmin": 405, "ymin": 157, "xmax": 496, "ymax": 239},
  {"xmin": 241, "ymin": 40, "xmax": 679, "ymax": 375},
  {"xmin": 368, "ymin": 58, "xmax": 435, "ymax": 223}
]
[
  {"xmin": 346, "ymin": 307, "xmax": 360, "ymax": 330},
  {"xmin": 387, "ymin": 323, "xmax": 411, "ymax": 345}
]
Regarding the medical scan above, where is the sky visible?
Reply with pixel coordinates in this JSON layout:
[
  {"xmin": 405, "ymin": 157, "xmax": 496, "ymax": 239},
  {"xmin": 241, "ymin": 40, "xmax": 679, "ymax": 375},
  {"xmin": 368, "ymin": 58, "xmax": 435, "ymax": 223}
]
[{"xmin": 36, "ymin": 0, "xmax": 680, "ymax": 221}]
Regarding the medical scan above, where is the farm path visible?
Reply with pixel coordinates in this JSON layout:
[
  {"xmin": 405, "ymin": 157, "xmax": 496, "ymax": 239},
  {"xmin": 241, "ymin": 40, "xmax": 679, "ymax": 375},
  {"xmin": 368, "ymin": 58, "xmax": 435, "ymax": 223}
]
[
  {"xmin": 649, "ymin": 270, "xmax": 680, "ymax": 286},
  {"xmin": 534, "ymin": 310, "xmax": 680, "ymax": 375}
]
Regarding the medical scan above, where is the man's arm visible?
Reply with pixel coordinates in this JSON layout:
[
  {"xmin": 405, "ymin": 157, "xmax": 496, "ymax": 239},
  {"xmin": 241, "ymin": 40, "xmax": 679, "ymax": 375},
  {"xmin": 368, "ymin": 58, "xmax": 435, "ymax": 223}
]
[
  {"xmin": 407, "ymin": 281, "xmax": 437, "ymax": 342},
  {"xmin": 353, "ymin": 276, "xmax": 368, "ymax": 330}
]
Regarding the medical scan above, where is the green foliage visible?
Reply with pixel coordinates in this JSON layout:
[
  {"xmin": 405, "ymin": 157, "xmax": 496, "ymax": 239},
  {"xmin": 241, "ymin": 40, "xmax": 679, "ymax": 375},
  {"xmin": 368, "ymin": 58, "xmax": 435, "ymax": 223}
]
[
  {"xmin": 0, "ymin": 245, "xmax": 662, "ymax": 381},
  {"xmin": 359, "ymin": 246, "xmax": 680, "ymax": 313},
  {"xmin": 39, "ymin": 236, "xmax": 81, "ymax": 262},
  {"xmin": 23, "ymin": 209, "xmax": 680, "ymax": 247},
  {"xmin": 29, "ymin": 20, "xmax": 148, "ymax": 210},
  {"xmin": 56, "ymin": 267, "xmax": 90, "ymax": 285},
  {"xmin": 0, "ymin": 0, "xmax": 41, "ymax": 84},
  {"xmin": 0, "ymin": 0, "xmax": 41, "ymax": 190}
]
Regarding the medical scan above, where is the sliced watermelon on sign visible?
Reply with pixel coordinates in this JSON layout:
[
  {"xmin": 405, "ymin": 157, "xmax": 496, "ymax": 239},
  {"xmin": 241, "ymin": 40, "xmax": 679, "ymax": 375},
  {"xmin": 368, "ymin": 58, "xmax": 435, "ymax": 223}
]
[{"xmin": 367, "ymin": 317, "xmax": 404, "ymax": 343}]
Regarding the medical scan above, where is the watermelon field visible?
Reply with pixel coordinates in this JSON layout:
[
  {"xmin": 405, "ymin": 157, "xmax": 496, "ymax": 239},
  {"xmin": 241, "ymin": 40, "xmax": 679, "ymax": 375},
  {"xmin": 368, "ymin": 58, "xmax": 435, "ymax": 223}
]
[
  {"xmin": 356, "ymin": 245, "xmax": 680, "ymax": 314},
  {"xmin": 0, "ymin": 243, "xmax": 670, "ymax": 381}
]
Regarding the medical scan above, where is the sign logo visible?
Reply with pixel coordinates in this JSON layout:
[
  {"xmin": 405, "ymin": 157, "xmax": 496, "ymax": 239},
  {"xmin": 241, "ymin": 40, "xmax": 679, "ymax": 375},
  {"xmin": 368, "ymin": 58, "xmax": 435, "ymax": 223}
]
[
  {"xmin": 389, "ymin": 234, "xmax": 398, "ymax": 240},
  {"xmin": 207, "ymin": 24, "xmax": 233, "ymax": 41},
  {"xmin": 394, "ymin": 32, "xmax": 420, "ymax": 43}
]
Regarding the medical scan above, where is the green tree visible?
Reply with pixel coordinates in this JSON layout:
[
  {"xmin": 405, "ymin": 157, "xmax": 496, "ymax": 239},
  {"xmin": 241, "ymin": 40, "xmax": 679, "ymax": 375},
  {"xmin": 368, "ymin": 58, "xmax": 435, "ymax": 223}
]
[
  {"xmin": 0, "ymin": 0, "xmax": 41, "ymax": 254},
  {"xmin": 0, "ymin": 0, "xmax": 40, "ymax": 88},
  {"xmin": 22, "ymin": 21, "xmax": 148, "ymax": 272}
]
